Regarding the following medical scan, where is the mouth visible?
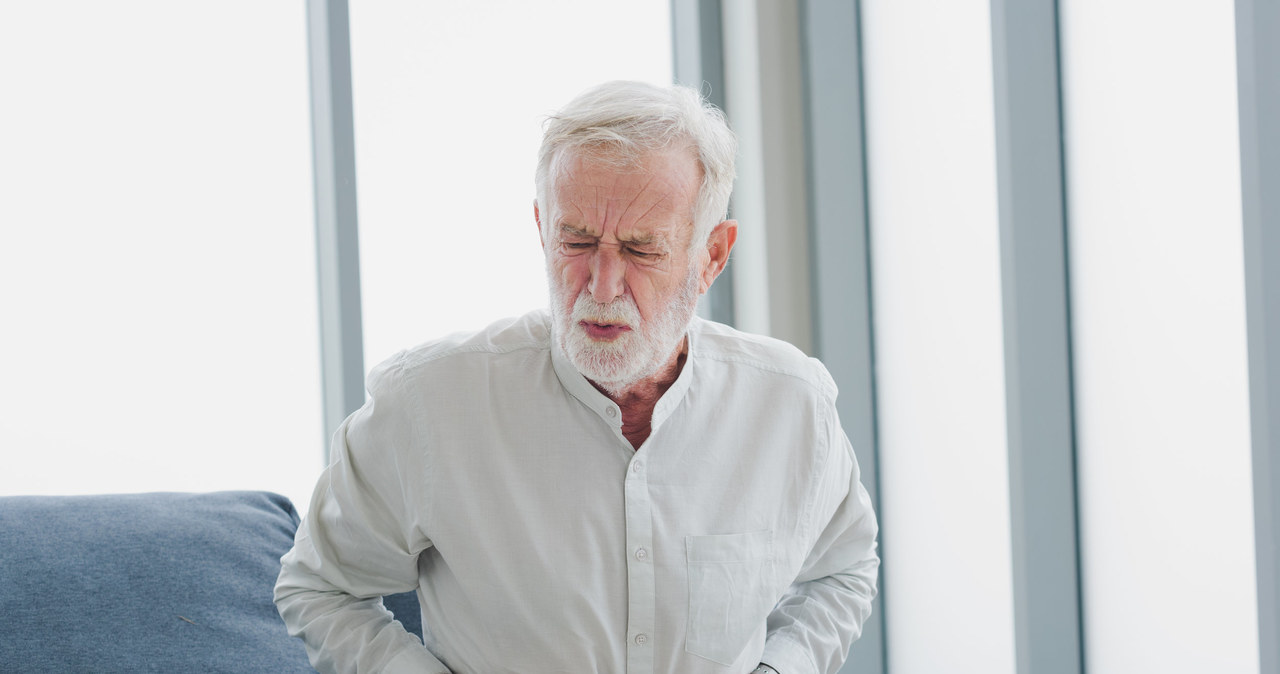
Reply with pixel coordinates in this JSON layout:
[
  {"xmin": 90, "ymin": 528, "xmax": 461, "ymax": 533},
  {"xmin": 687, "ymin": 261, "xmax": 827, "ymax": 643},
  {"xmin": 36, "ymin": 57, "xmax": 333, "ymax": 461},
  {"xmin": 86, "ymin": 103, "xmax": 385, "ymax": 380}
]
[{"xmin": 578, "ymin": 320, "xmax": 632, "ymax": 341}]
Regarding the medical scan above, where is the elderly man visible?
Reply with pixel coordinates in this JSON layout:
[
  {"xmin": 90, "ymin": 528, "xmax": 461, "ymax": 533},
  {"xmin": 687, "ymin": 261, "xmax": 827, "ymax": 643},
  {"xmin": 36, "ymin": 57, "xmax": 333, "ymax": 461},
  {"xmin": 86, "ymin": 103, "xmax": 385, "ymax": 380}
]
[{"xmin": 275, "ymin": 81, "xmax": 879, "ymax": 674}]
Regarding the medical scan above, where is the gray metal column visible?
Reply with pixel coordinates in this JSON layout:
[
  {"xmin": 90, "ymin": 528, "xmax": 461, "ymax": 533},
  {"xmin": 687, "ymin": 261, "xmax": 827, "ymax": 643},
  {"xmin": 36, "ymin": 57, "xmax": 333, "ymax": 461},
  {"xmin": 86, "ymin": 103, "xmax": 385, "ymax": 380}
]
[
  {"xmin": 672, "ymin": 0, "xmax": 734, "ymax": 326},
  {"xmin": 989, "ymin": 1, "xmax": 1084, "ymax": 673},
  {"xmin": 799, "ymin": 1, "xmax": 885, "ymax": 672},
  {"xmin": 1237, "ymin": 2, "xmax": 1280, "ymax": 672},
  {"xmin": 306, "ymin": 0, "xmax": 365, "ymax": 460}
]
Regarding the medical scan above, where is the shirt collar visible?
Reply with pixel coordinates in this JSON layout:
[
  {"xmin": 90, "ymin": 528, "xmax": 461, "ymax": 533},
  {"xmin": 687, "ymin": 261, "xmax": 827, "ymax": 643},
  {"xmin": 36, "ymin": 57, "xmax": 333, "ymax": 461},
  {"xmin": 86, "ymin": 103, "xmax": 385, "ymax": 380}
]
[
  {"xmin": 548, "ymin": 319, "xmax": 699, "ymax": 434},
  {"xmin": 650, "ymin": 324, "xmax": 696, "ymax": 432}
]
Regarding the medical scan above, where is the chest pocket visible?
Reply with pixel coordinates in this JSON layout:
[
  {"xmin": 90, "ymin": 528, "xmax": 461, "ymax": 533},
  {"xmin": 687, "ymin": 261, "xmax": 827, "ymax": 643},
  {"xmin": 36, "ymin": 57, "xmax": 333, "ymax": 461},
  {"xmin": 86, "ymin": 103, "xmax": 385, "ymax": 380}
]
[{"xmin": 685, "ymin": 530, "xmax": 777, "ymax": 666}]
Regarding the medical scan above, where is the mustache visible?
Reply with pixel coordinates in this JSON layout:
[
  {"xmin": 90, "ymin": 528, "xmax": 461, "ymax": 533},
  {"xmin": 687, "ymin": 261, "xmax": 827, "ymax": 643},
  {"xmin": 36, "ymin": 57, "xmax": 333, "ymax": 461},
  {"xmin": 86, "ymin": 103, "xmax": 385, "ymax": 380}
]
[{"xmin": 570, "ymin": 292, "xmax": 641, "ymax": 326}]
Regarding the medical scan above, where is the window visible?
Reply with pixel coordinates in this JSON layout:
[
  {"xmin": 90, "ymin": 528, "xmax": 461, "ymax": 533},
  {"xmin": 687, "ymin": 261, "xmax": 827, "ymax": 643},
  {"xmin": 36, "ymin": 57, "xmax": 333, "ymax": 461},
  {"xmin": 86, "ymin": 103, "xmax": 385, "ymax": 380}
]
[
  {"xmin": 0, "ymin": 2, "xmax": 323, "ymax": 508},
  {"xmin": 1061, "ymin": 2, "xmax": 1258, "ymax": 670},
  {"xmin": 349, "ymin": 1, "xmax": 673, "ymax": 365}
]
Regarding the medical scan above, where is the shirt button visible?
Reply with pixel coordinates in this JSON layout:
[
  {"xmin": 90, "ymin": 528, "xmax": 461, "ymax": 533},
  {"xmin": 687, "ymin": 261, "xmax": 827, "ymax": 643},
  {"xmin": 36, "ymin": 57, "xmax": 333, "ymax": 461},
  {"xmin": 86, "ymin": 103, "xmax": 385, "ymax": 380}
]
[
  {"xmin": 605, "ymin": 406, "xmax": 617, "ymax": 418},
  {"xmin": 635, "ymin": 547, "xmax": 648, "ymax": 561},
  {"xmin": 634, "ymin": 633, "xmax": 649, "ymax": 646},
  {"xmin": 631, "ymin": 461, "xmax": 643, "ymax": 473}
]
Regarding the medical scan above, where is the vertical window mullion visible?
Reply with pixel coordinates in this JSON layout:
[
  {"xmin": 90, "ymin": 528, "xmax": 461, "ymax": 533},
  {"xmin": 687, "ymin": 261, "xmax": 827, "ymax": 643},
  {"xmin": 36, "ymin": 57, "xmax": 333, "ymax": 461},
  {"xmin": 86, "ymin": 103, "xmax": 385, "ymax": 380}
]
[
  {"xmin": 799, "ymin": 1, "xmax": 886, "ymax": 673},
  {"xmin": 990, "ymin": 1, "xmax": 1084, "ymax": 672},
  {"xmin": 1237, "ymin": 2, "xmax": 1280, "ymax": 672},
  {"xmin": 306, "ymin": 0, "xmax": 365, "ymax": 460},
  {"xmin": 672, "ymin": 0, "xmax": 735, "ymax": 326}
]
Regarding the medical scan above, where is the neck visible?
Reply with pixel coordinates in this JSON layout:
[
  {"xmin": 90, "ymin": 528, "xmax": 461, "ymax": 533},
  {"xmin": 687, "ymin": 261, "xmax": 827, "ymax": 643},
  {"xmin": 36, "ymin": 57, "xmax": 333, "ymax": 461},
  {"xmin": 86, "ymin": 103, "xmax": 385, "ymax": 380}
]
[{"xmin": 590, "ymin": 337, "xmax": 688, "ymax": 450}]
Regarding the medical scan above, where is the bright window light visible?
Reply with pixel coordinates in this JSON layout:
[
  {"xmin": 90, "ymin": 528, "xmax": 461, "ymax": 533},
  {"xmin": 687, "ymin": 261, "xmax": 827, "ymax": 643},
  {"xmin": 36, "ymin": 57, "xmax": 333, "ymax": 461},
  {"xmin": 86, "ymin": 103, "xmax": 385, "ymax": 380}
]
[
  {"xmin": 1061, "ymin": 2, "xmax": 1259, "ymax": 671},
  {"xmin": 348, "ymin": 0, "xmax": 673, "ymax": 367},
  {"xmin": 861, "ymin": 2, "xmax": 1017, "ymax": 672},
  {"xmin": 0, "ymin": 2, "xmax": 323, "ymax": 509}
]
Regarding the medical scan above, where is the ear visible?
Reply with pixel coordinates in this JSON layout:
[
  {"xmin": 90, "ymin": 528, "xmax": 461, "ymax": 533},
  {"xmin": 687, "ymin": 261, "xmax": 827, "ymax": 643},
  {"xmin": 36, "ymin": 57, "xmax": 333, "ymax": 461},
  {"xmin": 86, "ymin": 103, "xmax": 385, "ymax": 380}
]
[
  {"xmin": 534, "ymin": 199, "xmax": 545, "ymax": 251},
  {"xmin": 698, "ymin": 220, "xmax": 738, "ymax": 294}
]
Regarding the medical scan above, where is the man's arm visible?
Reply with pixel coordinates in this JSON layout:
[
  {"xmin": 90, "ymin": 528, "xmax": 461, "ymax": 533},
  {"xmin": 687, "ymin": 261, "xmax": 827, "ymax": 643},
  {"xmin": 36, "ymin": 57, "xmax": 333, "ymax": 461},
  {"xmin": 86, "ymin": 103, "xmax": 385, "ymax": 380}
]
[
  {"xmin": 274, "ymin": 361, "xmax": 450, "ymax": 674},
  {"xmin": 761, "ymin": 402, "xmax": 880, "ymax": 674}
]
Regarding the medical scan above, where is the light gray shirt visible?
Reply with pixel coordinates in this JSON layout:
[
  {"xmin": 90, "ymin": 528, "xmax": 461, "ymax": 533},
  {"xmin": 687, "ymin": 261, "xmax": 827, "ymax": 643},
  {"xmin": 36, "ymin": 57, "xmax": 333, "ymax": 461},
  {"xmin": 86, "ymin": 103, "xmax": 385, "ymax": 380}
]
[{"xmin": 275, "ymin": 310, "xmax": 879, "ymax": 674}]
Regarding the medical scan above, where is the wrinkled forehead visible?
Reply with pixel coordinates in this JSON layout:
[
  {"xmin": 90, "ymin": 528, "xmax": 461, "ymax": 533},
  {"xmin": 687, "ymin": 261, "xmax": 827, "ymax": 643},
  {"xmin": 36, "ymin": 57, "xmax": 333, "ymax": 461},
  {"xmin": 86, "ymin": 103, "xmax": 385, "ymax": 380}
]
[{"xmin": 545, "ymin": 144, "xmax": 702, "ymax": 221}]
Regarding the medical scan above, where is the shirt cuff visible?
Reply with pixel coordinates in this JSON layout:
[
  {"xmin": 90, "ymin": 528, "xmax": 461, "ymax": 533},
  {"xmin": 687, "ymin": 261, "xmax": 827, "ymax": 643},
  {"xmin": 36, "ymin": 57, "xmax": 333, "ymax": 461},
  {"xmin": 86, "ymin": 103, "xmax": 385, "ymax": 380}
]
[
  {"xmin": 383, "ymin": 644, "xmax": 452, "ymax": 674},
  {"xmin": 761, "ymin": 635, "xmax": 821, "ymax": 674}
]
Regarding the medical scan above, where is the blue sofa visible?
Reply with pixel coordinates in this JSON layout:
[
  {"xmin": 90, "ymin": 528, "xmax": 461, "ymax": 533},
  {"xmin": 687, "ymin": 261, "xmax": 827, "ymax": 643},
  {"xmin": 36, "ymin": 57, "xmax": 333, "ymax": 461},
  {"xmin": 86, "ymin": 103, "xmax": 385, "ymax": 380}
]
[{"xmin": 0, "ymin": 491, "xmax": 422, "ymax": 673}]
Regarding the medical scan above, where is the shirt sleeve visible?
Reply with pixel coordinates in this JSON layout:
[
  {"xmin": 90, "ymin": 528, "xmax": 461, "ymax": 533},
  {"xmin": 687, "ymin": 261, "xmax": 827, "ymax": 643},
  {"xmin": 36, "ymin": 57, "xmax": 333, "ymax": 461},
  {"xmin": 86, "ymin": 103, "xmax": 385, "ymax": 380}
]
[
  {"xmin": 274, "ymin": 358, "xmax": 449, "ymax": 674},
  {"xmin": 761, "ymin": 397, "xmax": 881, "ymax": 674}
]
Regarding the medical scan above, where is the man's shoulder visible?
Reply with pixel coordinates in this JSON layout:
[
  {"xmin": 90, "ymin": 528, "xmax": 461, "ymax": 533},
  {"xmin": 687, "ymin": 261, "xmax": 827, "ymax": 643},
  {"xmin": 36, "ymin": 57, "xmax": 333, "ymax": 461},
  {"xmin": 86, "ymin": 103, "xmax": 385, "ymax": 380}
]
[
  {"xmin": 691, "ymin": 318, "xmax": 837, "ymax": 399},
  {"xmin": 368, "ymin": 310, "xmax": 552, "ymax": 388}
]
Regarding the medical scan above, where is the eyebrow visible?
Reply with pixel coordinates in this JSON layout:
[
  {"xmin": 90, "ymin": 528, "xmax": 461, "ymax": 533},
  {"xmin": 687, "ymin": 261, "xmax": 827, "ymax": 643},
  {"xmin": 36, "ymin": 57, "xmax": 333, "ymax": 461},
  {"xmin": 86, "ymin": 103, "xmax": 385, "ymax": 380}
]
[
  {"xmin": 557, "ymin": 224, "xmax": 595, "ymax": 240},
  {"xmin": 557, "ymin": 224, "xmax": 664, "ymax": 248}
]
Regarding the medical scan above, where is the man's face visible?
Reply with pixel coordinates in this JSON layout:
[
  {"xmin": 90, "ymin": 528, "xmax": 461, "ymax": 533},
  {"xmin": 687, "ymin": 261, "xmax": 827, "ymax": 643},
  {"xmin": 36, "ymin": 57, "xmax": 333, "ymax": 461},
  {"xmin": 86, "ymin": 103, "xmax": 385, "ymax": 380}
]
[{"xmin": 539, "ymin": 147, "xmax": 706, "ymax": 394}]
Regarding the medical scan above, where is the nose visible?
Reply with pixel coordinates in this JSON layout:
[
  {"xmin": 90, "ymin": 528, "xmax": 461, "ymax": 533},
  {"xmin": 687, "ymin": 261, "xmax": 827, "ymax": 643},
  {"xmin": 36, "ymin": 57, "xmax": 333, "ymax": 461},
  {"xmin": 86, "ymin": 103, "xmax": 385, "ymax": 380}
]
[{"xmin": 588, "ymin": 249, "xmax": 626, "ymax": 304}]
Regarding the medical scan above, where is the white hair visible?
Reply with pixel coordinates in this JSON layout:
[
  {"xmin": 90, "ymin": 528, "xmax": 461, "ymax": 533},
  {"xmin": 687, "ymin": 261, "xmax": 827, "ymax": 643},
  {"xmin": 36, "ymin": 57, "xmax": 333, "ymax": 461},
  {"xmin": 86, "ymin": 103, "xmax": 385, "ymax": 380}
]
[{"xmin": 535, "ymin": 81, "xmax": 738, "ymax": 252}]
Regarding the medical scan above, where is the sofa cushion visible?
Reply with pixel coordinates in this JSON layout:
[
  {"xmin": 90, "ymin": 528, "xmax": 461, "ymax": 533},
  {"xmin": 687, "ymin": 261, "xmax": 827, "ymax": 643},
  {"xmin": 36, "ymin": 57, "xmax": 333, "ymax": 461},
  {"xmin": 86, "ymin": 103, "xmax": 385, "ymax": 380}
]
[{"xmin": 0, "ymin": 491, "xmax": 421, "ymax": 673}]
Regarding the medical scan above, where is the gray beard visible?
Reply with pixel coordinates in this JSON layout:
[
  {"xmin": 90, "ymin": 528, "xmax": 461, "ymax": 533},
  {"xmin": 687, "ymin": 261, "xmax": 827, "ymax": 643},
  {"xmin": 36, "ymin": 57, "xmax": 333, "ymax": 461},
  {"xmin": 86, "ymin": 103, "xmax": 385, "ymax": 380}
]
[{"xmin": 548, "ymin": 266, "xmax": 700, "ymax": 396}]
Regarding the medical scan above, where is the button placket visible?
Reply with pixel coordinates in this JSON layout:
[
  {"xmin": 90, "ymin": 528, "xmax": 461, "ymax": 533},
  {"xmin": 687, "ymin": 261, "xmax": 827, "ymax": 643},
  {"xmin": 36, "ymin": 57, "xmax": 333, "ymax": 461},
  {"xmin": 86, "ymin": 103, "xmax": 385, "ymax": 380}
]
[{"xmin": 623, "ymin": 455, "xmax": 655, "ymax": 672}]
